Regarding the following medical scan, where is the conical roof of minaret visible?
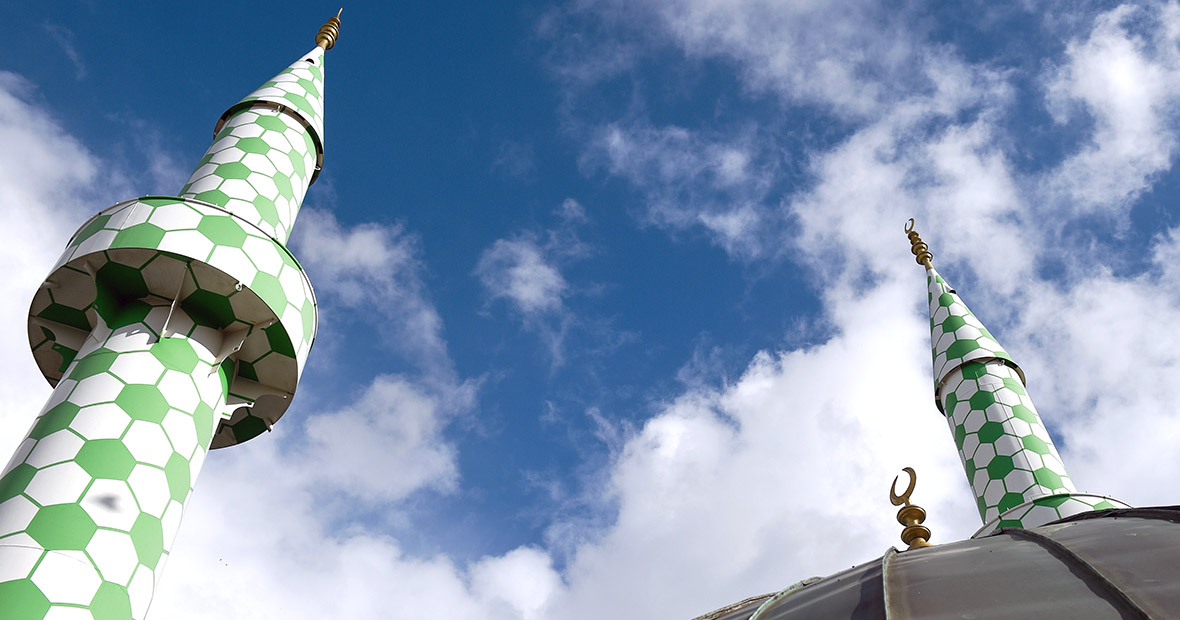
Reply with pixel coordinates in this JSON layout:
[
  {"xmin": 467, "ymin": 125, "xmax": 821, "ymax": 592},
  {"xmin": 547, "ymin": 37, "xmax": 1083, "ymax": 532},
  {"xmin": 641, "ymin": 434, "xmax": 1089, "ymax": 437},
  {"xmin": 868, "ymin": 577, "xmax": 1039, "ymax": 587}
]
[
  {"xmin": 907, "ymin": 221, "xmax": 1024, "ymax": 410},
  {"xmin": 212, "ymin": 10, "xmax": 341, "ymax": 184}
]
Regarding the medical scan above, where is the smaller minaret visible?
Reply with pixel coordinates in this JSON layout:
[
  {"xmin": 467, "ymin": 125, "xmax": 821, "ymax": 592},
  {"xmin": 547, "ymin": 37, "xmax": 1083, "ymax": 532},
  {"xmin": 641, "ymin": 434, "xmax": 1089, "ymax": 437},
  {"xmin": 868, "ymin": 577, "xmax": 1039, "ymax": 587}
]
[{"xmin": 905, "ymin": 220, "xmax": 1127, "ymax": 533}]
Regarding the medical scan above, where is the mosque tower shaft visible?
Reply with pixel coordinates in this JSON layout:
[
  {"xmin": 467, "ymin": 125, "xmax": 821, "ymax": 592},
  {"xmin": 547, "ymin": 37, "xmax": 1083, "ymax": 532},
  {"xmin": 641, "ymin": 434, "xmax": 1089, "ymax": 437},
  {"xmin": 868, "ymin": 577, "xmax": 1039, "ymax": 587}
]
[
  {"xmin": 907, "ymin": 223, "xmax": 1127, "ymax": 533},
  {"xmin": 0, "ymin": 15, "xmax": 339, "ymax": 619}
]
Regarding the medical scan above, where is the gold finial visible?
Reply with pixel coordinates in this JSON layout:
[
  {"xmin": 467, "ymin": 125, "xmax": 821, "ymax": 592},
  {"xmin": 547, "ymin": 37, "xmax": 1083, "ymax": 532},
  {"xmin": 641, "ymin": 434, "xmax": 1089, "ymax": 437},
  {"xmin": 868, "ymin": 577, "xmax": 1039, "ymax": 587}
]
[
  {"xmin": 890, "ymin": 467, "xmax": 933, "ymax": 550},
  {"xmin": 905, "ymin": 218, "xmax": 933, "ymax": 268},
  {"xmin": 315, "ymin": 9, "xmax": 343, "ymax": 50}
]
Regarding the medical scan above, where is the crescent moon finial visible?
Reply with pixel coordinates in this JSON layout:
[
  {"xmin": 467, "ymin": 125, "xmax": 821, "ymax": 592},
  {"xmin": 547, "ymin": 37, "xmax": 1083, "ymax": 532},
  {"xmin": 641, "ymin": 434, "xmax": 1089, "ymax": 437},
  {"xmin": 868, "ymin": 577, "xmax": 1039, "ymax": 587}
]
[
  {"xmin": 890, "ymin": 466, "xmax": 918, "ymax": 506},
  {"xmin": 889, "ymin": 467, "xmax": 933, "ymax": 550}
]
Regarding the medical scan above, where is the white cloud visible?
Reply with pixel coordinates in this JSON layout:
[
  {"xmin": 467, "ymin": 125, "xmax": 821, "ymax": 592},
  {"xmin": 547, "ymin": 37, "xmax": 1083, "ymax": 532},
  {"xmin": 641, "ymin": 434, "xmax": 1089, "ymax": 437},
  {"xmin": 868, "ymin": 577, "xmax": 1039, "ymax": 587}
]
[
  {"xmin": 650, "ymin": 0, "xmax": 919, "ymax": 116},
  {"xmin": 119, "ymin": 118, "xmax": 190, "ymax": 194},
  {"xmin": 470, "ymin": 547, "xmax": 563, "ymax": 620},
  {"xmin": 156, "ymin": 435, "xmax": 488, "ymax": 620},
  {"xmin": 475, "ymin": 200, "xmax": 599, "ymax": 365},
  {"xmin": 0, "ymin": 72, "xmax": 100, "ymax": 462},
  {"xmin": 156, "ymin": 428, "xmax": 570, "ymax": 620},
  {"xmin": 153, "ymin": 365, "xmax": 493, "ymax": 618},
  {"xmin": 539, "ymin": 278, "xmax": 978, "ymax": 620},
  {"xmin": 563, "ymin": 0, "xmax": 1017, "ymax": 262},
  {"xmin": 1005, "ymin": 250, "xmax": 1180, "ymax": 508},
  {"xmin": 792, "ymin": 112, "xmax": 1032, "ymax": 298},
  {"xmin": 292, "ymin": 208, "xmax": 455, "ymax": 380},
  {"xmin": 478, "ymin": 237, "xmax": 569, "ymax": 314},
  {"xmin": 558, "ymin": 197, "xmax": 587, "ymax": 222},
  {"xmin": 297, "ymin": 375, "xmax": 468, "ymax": 502},
  {"xmin": 1045, "ymin": 1, "xmax": 1180, "ymax": 212}
]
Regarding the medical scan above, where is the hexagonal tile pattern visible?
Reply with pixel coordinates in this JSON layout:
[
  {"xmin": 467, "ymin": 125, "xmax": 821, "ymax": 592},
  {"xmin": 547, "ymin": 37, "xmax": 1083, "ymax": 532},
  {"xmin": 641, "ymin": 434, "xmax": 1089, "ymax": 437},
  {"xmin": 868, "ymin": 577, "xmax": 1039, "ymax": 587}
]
[
  {"xmin": 9, "ymin": 38, "xmax": 329, "ymax": 620},
  {"xmin": 180, "ymin": 52, "xmax": 324, "ymax": 244},
  {"xmin": 30, "ymin": 196, "xmax": 319, "ymax": 451},
  {"xmin": 940, "ymin": 357, "xmax": 1077, "ymax": 525},
  {"xmin": 1, "ymin": 317, "xmax": 227, "ymax": 618},
  {"xmin": 926, "ymin": 266, "xmax": 1127, "ymax": 531},
  {"xmin": 927, "ymin": 267, "xmax": 1020, "ymax": 393},
  {"xmin": 219, "ymin": 46, "xmax": 325, "ymax": 157},
  {"xmin": 90, "ymin": 580, "xmax": 134, "ymax": 620},
  {"xmin": 998, "ymin": 494, "xmax": 1129, "ymax": 531}
]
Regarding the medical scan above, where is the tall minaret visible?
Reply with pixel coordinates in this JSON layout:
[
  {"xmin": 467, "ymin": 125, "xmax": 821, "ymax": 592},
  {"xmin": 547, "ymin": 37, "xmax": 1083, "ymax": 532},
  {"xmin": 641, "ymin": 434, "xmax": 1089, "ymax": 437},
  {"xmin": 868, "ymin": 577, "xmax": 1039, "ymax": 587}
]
[
  {"xmin": 0, "ymin": 14, "xmax": 340, "ymax": 619},
  {"xmin": 905, "ymin": 221, "xmax": 1128, "ymax": 533}
]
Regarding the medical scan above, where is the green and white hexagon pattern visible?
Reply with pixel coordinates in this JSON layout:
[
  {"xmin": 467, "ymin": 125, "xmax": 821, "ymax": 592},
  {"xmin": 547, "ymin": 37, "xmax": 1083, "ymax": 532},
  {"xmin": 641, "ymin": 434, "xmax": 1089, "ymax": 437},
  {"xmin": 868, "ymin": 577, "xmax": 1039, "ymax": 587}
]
[
  {"xmin": 181, "ymin": 45, "xmax": 326, "ymax": 245},
  {"xmin": 0, "ymin": 45, "xmax": 328, "ymax": 619},
  {"xmin": 926, "ymin": 267, "xmax": 1128, "ymax": 532},
  {"xmin": 0, "ymin": 315, "xmax": 225, "ymax": 619}
]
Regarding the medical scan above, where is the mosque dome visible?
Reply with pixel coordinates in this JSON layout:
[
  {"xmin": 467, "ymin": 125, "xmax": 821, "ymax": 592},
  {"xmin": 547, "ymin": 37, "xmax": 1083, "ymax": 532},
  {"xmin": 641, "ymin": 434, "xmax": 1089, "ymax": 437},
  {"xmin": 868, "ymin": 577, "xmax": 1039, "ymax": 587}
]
[{"xmin": 695, "ymin": 506, "xmax": 1180, "ymax": 620}]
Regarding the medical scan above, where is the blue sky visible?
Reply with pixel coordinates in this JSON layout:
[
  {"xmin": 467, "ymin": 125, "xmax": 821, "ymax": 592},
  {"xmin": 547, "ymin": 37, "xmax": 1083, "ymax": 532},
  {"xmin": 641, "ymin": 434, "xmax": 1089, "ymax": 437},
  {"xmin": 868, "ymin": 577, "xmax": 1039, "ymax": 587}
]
[{"xmin": 5, "ymin": 1, "xmax": 1180, "ymax": 618}]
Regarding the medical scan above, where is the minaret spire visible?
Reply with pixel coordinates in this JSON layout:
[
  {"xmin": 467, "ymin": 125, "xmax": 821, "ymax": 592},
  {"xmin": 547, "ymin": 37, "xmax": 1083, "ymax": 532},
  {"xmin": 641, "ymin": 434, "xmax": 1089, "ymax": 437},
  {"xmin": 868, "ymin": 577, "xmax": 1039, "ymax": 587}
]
[
  {"xmin": 905, "ymin": 220, "xmax": 1127, "ymax": 534},
  {"xmin": 0, "ymin": 15, "xmax": 339, "ymax": 619}
]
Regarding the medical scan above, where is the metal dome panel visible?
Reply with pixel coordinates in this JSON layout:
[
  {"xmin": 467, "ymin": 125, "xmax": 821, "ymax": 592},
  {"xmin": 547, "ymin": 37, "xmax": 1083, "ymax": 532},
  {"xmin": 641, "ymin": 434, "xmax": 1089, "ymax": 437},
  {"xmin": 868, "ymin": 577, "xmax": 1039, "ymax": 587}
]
[{"xmin": 695, "ymin": 507, "xmax": 1180, "ymax": 620}]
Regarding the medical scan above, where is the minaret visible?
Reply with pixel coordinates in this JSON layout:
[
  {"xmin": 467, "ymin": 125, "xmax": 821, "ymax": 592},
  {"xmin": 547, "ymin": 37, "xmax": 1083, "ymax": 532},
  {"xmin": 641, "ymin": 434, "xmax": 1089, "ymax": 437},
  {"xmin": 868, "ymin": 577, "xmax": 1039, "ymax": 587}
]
[
  {"xmin": 905, "ymin": 221, "xmax": 1128, "ymax": 533},
  {"xmin": 0, "ymin": 14, "xmax": 340, "ymax": 619}
]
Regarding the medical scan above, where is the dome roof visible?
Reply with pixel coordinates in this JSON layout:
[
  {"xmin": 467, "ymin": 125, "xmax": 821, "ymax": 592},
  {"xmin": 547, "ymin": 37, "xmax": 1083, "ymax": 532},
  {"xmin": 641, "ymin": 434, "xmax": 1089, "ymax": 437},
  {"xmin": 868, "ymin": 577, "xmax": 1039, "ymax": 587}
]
[{"xmin": 695, "ymin": 506, "xmax": 1180, "ymax": 620}]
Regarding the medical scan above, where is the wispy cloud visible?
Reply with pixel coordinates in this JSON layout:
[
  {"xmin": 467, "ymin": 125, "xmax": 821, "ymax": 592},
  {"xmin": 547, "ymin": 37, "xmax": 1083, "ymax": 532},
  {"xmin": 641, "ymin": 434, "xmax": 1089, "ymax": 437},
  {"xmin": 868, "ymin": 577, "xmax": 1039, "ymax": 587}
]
[
  {"xmin": 288, "ymin": 205, "xmax": 480, "ymax": 502},
  {"xmin": 554, "ymin": 0, "xmax": 1016, "ymax": 263},
  {"xmin": 102, "ymin": 115, "xmax": 191, "ymax": 194},
  {"xmin": 543, "ymin": 0, "xmax": 935, "ymax": 116},
  {"xmin": 475, "ymin": 199, "xmax": 594, "ymax": 365},
  {"xmin": 43, "ymin": 22, "xmax": 86, "ymax": 80},
  {"xmin": 292, "ymin": 208, "xmax": 459, "ymax": 383},
  {"xmin": 492, "ymin": 139, "xmax": 539, "ymax": 180},
  {"xmin": 583, "ymin": 121, "xmax": 781, "ymax": 260}
]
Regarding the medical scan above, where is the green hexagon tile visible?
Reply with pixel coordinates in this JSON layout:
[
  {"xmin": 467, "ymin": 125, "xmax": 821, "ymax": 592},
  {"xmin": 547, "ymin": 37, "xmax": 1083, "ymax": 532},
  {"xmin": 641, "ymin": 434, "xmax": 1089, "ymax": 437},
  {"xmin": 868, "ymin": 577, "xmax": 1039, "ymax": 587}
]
[{"xmin": 0, "ymin": 14, "xmax": 341, "ymax": 620}]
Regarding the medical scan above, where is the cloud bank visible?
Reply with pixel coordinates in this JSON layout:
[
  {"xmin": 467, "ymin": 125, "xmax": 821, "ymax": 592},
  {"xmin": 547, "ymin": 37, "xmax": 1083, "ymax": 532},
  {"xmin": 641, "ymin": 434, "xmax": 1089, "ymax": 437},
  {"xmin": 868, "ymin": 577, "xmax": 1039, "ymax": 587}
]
[{"xmin": 5, "ymin": 3, "xmax": 1180, "ymax": 620}]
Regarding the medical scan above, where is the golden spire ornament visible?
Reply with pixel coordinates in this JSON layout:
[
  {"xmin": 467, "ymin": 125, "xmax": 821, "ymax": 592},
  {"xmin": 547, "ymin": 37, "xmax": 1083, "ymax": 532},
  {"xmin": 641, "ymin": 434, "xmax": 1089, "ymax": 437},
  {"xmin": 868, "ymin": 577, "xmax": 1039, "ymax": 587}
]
[
  {"xmin": 316, "ymin": 9, "xmax": 343, "ymax": 50},
  {"xmin": 890, "ymin": 467, "xmax": 934, "ymax": 550},
  {"xmin": 905, "ymin": 218, "xmax": 933, "ymax": 268}
]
